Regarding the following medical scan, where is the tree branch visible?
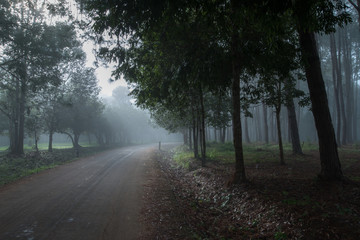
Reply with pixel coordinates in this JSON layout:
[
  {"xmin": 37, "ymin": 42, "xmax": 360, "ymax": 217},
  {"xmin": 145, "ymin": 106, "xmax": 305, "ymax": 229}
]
[{"xmin": 348, "ymin": 0, "xmax": 360, "ymax": 12}]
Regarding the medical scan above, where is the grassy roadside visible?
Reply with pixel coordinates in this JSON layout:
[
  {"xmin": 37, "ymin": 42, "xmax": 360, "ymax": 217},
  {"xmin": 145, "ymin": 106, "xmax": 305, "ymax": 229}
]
[
  {"xmin": 164, "ymin": 142, "xmax": 360, "ymax": 239},
  {"xmin": 173, "ymin": 141, "xmax": 360, "ymax": 170},
  {"xmin": 0, "ymin": 144, "xmax": 120, "ymax": 187}
]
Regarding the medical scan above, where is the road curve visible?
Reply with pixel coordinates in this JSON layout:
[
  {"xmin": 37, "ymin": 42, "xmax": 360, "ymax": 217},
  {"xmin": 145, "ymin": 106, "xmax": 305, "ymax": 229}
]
[{"xmin": 0, "ymin": 145, "xmax": 157, "ymax": 240}]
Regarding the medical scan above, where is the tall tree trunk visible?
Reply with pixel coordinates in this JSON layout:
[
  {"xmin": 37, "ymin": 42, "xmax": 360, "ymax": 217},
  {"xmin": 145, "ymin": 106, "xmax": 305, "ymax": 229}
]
[
  {"xmin": 199, "ymin": 86, "xmax": 206, "ymax": 165},
  {"xmin": 287, "ymin": 99, "xmax": 303, "ymax": 155},
  {"xmin": 298, "ymin": 30, "xmax": 343, "ymax": 181},
  {"xmin": 34, "ymin": 129, "xmax": 39, "ymax": 152},
  {"xmin": 244, "ymin": 116, "xmax": 251, "ymax": 143},
  {"xmin": 347, "ymin": 0, "xmax": 360, "ymax": 31},
  {"xmin": 183, "ymin": 129, "xmax": 188, "ymax": 145},
  {"xmin": 343, "ymin": 27, "xmax": 353, "ymax": 143},
  {"xmin": 337, "ymin": 31, "xmax": 347, "ymax": 145},
  {"xmin": 192, "ymin": 107, "xmax": 198, "ymax": 159},
  {"xmin": 189, "ymin": 128, "xmax": 193, "ymax": 150},
  {"xmin": 330, "ymin": 33, "xmax": 342, "ymax": 145},
  {"xmin": 48, "ymin": 130, "xmax": 53, "ymax": 152},
  {"xmin": 354, "ymin": 84, "xmax": 358, "ymax": 142},
  {"xmin": 263, "ymin": 104, "xmax": 269, "ymax": 144},
  {"xmin": 230, "ymin": 46, "xmax": 246, "ymax": 182},
  {"xmin": 16, "ymin": 79, "xmax": 26, "ymax": 155},
  {"xmin": 255, "ymin": 107, "xmax": 262, "ymax": 142},
  {"xmin": 229, "ymin": 0, "xmax": 246, "ymax": 184},
  {"xmin": 221, "ymin": 127, "xmax": 226, "ymax": 143},
  {"xmin": 74, "ymin": 133, "xmax": 80, "ymax": 148},
  {"xmin": 275, "ymin": 106, "xmax": 285, "ymax": 165},
  {"xmin": 10, "ymin": 78, "xmax": 20, "ymax": 154}
]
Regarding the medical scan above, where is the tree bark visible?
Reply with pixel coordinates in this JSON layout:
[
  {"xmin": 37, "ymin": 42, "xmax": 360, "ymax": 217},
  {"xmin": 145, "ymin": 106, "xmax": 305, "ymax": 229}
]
[
  {"xmin": 244, "ymin": 116, "xmax": 251, "ymax": 144},
  {"xmin": 298, "ymin": 30, "xmax": 343, "ymax": 181},
  {"xmin": 230, "ymin": 31, "xmax": 246, "ymax": 183},
  {"xmin": 275, "ymin": 107, "xmax": 285, "ymax": 165},
  {"xmin": 337, "ymin": 31, "xmax": 347, "ymax": 145},
  {"xmin": 343, "ymin": 27, "xmax": 353, "ymax": 143},
  {"xmin": 16, "ymin": 78, "xmax": 26, "ymax": 155},
  {"xmin": 199, "ymin": 86, "xmax": 206, "ymax": 165},
  {"xmin": 287, "ymin": 99, "xmax": 303, "ymax": 155},
  {"xmin": 189, "ymin": 127, "xmax": 193, "ymax": 150},
  {"xmin": 221, "ymin": 127, "xmax": 226, "ymax": 143},
  {"xmin": 48, "ymin": 130, "xmax": 53, "ymax": 152},
  {"xmin": 263, "ymin": 104, "xmax": 269, "ymax": 144},
  {"xmin": 330, "ymin": 33, "xmax": 342, "ymax": 145},
  {"xmin": 192, "ymin": 106, "xmax": 198, "ymax": 159}
]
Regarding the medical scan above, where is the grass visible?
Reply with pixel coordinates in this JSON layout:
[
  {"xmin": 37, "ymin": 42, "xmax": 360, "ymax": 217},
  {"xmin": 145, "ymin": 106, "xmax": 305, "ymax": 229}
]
[
  {"xmin": 172, "ymin": 141, "xmax": 360, "ymax": 169},
  {"xmin": 173, "ymin": 145, "xmax": 194, "ymax": 169},
  {"xmin": 0, "ymin": 144, "xmax": 118, "ymax": 186},
  {"xmin": 0, "ymin": 142, "xmax": 100, "ymax": 152}
]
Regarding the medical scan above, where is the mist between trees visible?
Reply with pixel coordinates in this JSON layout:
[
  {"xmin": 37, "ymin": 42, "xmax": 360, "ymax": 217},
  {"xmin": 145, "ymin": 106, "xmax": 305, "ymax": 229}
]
[
  {"xmin": 1, "ymin": 1, "xmax": 360, "ymax": 183},
  {"xmin": 0, "ymin": 0, "xmax": 181, "ymax": 155},
  {"xmin": 76, "ymin": 0, "xmax": 360, "ymax": 183}
]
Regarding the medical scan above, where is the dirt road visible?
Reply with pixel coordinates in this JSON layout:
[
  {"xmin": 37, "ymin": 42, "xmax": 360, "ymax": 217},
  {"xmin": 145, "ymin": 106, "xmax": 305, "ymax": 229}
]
[{"xmin": 0, "ymin": 145, "xmax": 157, "ymax": 240}]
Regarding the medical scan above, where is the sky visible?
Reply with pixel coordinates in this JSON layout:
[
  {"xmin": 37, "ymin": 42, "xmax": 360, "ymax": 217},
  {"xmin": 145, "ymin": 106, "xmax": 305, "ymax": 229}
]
[
  {"xmin": 82, "ymin": 41, "xmax": 127, "ymax": 97},
  {"xmin": 48, "ymin": 0, "xmax": 127, "ymax": 97}
]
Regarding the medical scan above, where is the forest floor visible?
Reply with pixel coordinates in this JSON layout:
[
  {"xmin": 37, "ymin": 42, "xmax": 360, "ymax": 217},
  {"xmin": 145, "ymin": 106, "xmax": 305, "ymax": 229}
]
[{"xmin": 140, "ymin": 143, "xmax": 360, "ymax": 240}]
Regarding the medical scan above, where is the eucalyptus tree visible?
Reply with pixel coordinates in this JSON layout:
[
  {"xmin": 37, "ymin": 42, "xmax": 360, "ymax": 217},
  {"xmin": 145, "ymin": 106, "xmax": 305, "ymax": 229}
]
[
  {"xmin": 78, "ymin": 0, "xmax": 352, "ymax": 182},
  {"xmin": 0, "ymin": 1, "xmax": 81, "ymax": 154},
  {"xmin": 25, "ymin": 107, "xmax": 43, "ymax": 152},
  {"xmin": 57, "ymin": 66, "xmax": 103, "ymax": 148},
  {"xmin": 290, "ymin": 0, "xmax": 351, "ymax": 180},
  {"xmin": 347, "ymin": 0, "xmax": 360, "ymax": 30}
]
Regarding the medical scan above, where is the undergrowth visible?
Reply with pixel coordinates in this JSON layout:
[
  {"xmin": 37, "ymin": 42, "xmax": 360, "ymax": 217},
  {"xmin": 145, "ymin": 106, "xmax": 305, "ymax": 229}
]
[
  {"xmin": 0, "ymin": 145, "xmax": 117, "ymax": 186},
  {"xmin": 172, "ymin": 142, "xmax": 360, "ymax": 169}
]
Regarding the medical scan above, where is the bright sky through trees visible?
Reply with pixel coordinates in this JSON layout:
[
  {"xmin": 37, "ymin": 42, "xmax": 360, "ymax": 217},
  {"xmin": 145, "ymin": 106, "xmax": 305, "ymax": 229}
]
[{"xmin": 48, "ymin": 0, "xmax": 127, "ymax": 97}]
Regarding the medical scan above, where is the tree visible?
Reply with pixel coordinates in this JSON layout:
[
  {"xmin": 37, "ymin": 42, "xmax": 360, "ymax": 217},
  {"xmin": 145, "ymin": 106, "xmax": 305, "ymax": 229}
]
[
  {"xmin": 78, "ymin": 0, "xmax": 352, "ymax": 182},
  {"xmin": 0, "ymin": 1, "xmax": 81, "ymax": 154},
  {"xmin": 57, "ymin": 66, "xmax": 103, "ymax": 148},
  {"xmin": 291, "ymin": 0, "xmax": 351, "ymax": 180}
]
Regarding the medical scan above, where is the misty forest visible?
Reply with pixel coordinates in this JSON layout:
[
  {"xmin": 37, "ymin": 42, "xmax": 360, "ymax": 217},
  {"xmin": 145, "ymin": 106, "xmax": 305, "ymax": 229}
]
[{"xmin": 1, "ymin": 0, "xmax": 360, "ymax": 239}]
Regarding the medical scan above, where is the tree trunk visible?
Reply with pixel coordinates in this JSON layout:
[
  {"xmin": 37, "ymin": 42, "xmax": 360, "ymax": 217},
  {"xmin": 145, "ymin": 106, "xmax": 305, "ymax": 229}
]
[
  {"xmin": 255, "ymin": 107, "xmax": 262, "ymax": 142},
  {"xmin": 287, "ymin": 99, "xmax": 303, "ymax": 155},
  {"xmin": 337, "ymin": 31, "xmax": 347, "ymax": 145},
  {"xmin": 16, "ymin": 79, "xmax": 26, "ymax": 155},
  {"xmin": 183, "ymin": 129, "xmax": 188, "ymax": 145},
  {"xmin": 330, "ymin": 33, "xmax": 342, "ymax": 145},
  {"xmin": 276, "ymin": 107, "xmax": 285, "ymax": 165},
  {"xmin": 74, "ymin": 133, "xmax": 81, "ymax": 148},
  {"xmin": 343, "ymin": 27, "xmax": 353, "ymax": 144},
  {"xmin": 34, "ymin": 129, "xmax": 39, "ymax": 152},
  {"xmin": 214, "ymin": 128, "xmax": 217, "ymax": 142},
  {"xmin": 263, "ymin": 104, "xmax": 269, "ymax": 144},
  {"xmin": 244, "ymin": 116, "xmax": 251, "ymax": 144},
  {"xmin": 230, "ymin": 41, "xmax": 246, "ymax": 183},
  {"xmin": 192, "ymin": 107, "xmax": 198, "ymax": 159},
  {"xmin": 199, "ymin": 86, "xmax": 206, "ymax": 165},
  {"xmin": 189, "ymin": 127, "xmax": 193, "ymax": 150},
  {"xmin": 48, "ymin": 130, "xmax": 53, "ymax": 152},
  {"xmin": 298, "ymin": 30, "xmax": 343, "ymax": 181},
  {"xmin": 221, "ymin": 127, "xmax": 226, "ymax": 143}
]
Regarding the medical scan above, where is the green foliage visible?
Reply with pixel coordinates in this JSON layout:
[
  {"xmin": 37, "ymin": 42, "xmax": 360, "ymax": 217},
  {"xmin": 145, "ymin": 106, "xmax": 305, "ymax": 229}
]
[
  {"xmin": 173, "ymin": 147, "xmax": 193, "ymax": 169},
  {"xmin": 274, "ymin": 230, "xmax": 287, "ymax": 240}
]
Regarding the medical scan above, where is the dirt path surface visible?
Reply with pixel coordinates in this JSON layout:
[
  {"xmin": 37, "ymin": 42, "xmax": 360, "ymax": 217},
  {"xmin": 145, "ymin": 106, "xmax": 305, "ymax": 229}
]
[{"xmin": 0, "ymin": 145, "xmax": 157, "ymax": 240}]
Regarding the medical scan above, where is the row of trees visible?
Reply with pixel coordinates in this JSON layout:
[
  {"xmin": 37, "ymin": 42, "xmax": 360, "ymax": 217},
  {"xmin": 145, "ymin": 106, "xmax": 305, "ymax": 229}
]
[
  {"xmin": 78, "ymin": 0, "xmax": 358, "ymax": 182},
  {"xmin": 0, "ymin": 0, "xmax": 154, "ymax": 154}
]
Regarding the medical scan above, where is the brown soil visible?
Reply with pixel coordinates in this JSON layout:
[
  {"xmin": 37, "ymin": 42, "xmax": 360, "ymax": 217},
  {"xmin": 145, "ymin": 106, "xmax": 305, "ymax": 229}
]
[{"xmin": 140, "ymin": 147, "xmax": 360, "ymax": 239}]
